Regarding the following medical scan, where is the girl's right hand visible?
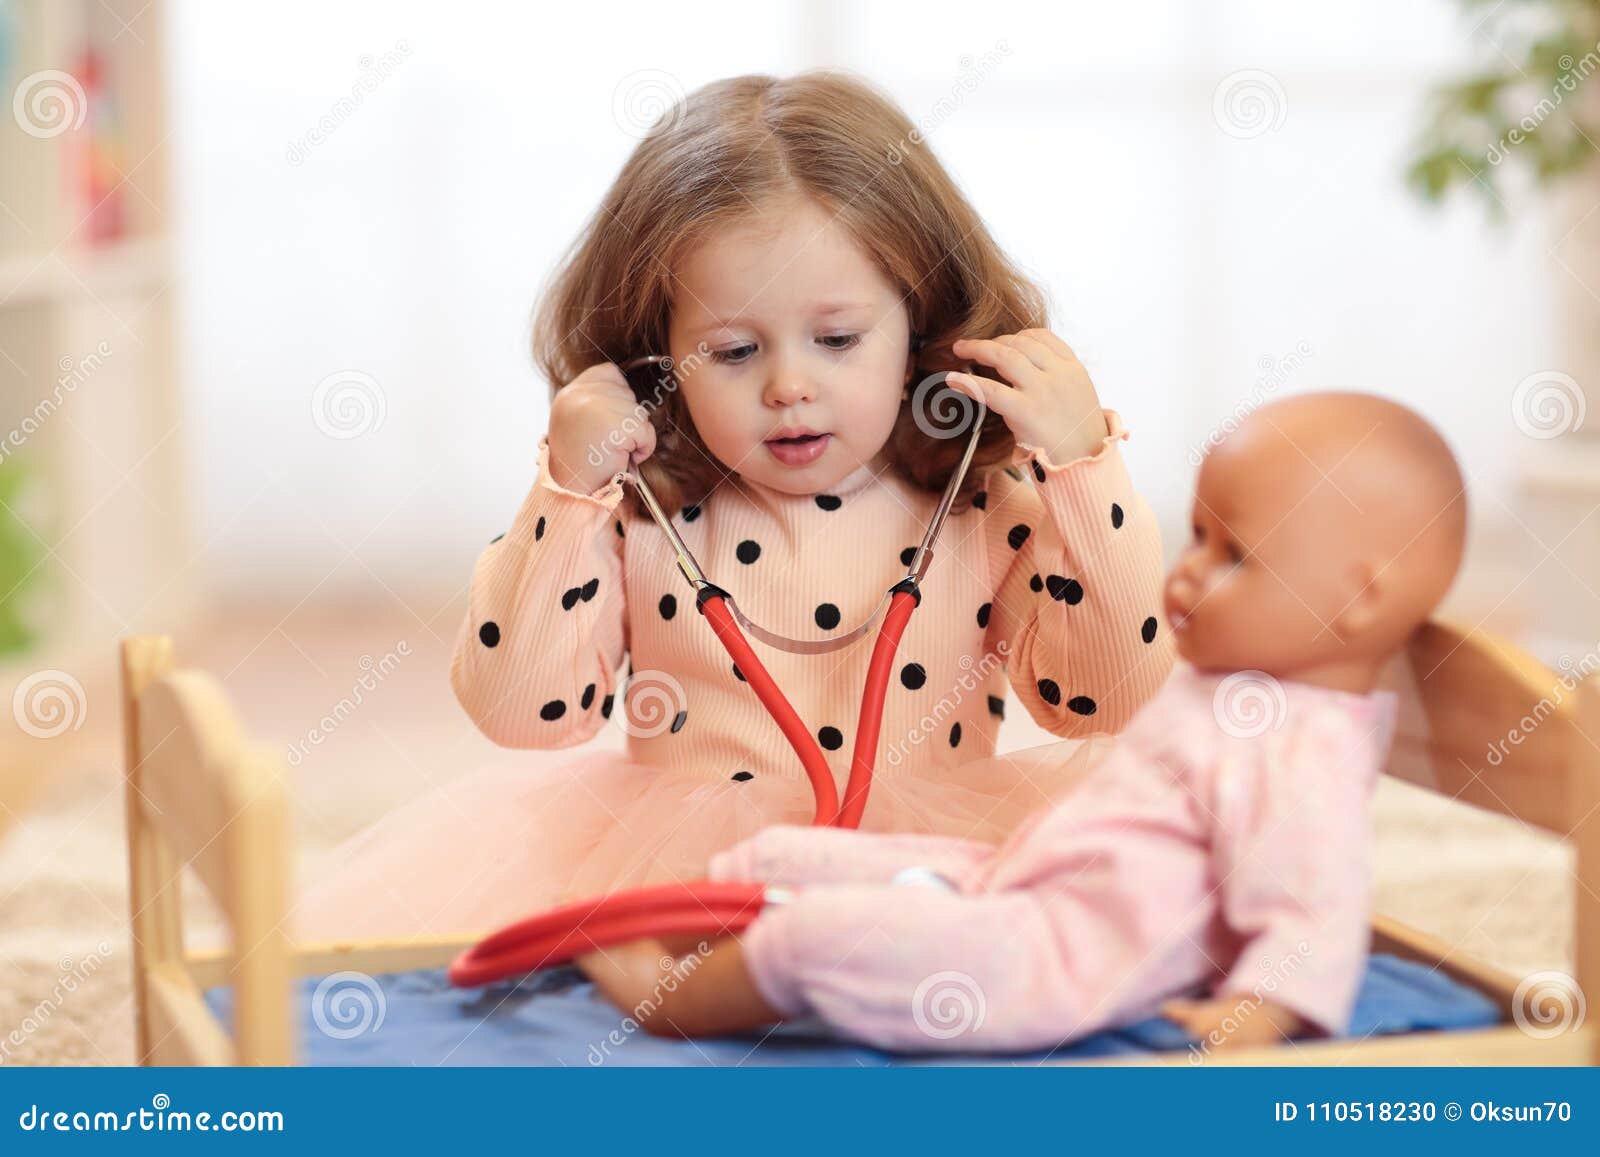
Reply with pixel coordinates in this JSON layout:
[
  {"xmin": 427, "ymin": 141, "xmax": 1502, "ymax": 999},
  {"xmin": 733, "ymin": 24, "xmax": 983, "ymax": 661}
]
[{"xmin": 545, "ymin": 362, "xmax": 657, "ymax": 495}]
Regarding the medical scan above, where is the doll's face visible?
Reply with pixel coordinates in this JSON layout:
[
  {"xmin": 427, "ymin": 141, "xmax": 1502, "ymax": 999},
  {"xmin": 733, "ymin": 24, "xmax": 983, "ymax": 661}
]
[
  {"xmin": 1162, "ymin": 432, "xmax": 1367, "ymax": 675},
  {"xmin": 665, "ymin": 196, "xmax": 913, "ymax": 496}
]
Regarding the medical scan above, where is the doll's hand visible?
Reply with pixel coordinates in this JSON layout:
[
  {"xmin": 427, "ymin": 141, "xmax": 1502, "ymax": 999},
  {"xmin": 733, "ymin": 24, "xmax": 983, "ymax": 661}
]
[
  {"xmin": 1161, "ymin": 994, "xmax": 1308, "ymax": 1053},
  {"xmin": 574, "ymin": 933, "xmax": 784, "ymax": 1039},
  {"xmin": 947, "ymin": 330, "xmax": 1109, "ymax": 464}
]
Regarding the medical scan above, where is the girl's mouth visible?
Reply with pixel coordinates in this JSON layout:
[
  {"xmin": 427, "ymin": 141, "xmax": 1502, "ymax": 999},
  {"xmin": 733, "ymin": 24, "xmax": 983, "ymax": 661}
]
[{"xmin": 765, "ymin": 432, "xmax": 830, "ymax": 466}]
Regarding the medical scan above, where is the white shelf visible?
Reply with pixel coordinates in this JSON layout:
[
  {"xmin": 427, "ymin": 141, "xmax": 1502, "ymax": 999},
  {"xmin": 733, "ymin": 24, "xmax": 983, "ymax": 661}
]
[{"xmin": 0, "ymin": 235, "xmax": 172, "ymax": 309}]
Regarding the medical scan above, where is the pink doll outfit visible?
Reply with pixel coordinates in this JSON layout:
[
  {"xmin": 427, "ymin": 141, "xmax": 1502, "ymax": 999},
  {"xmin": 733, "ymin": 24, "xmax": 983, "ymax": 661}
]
[
  {"xmin": 709, "ymin": 664, "xmax": 1399, "ymax": 1052},
  {"xmin": 294, "ymin": 409, "xmax": 1175, "ymax": 941}
]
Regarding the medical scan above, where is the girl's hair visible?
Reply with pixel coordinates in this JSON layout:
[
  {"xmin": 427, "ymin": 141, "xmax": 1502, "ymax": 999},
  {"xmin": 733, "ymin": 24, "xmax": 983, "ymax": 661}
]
[{"xmin": 532, "ymin": 70, "xmax": 1049, "ymax": 517}]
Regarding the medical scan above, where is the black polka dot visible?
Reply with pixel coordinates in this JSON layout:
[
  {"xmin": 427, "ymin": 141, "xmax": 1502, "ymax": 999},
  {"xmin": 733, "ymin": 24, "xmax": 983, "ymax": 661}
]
[
  {"xmin": 581, "ymin": 577, "xmax": 599, "ymax": 601},
  {"xmin": 732, "ymin": 663, "xmax": 746, "ymax": 683},
  {"xmin": 478, "ymin": 621, "xmax": 500, "ymax": 648},
  {"xmin": 1046, "ymin": 575, "xmax": 1084, "ymax": 604},
  {"xmin": 489, "ymin": 532, "xmax": 505, "ymax": 545},
  {"xmin": 615, "ymin": 520, "xmax": 625, "ymax": 538},
  {"xmin": 815, "ymin": 603, "xmax": 841, "ymax": 630},
  {"xmin": 1141, "ymin": 616, "xmax": 1158, "ymax": 644},
  {"xmin": 682, "ymin": 503, "xmax": 702, "ymax": 523},
  {"xmin": 972, "ymin": 490, "xmax": 988, "ymax": 511},
  {"xmin": 581, "ymin": 683, "xmax": 596, "ymax": 710},
  {"xmin": 1031, "ymin": 460, "xmax": 1047, "ymax": 484},
  {"xmin": 731, "ymin": 770, "xmax": 755, "ymax": 782},
  {"xmin": 561, "ymin": 587, "xmax": 581, "ymax": 611},
  {"xmin": 540, "ymin": 699, "xmax": 567, "ymax": 721},
  {"xmin": 987, "ymin": 694, "xmax": 1005, "ymax": 718},
  {"xmin": 535, "ymin": 516, "xmax": 546, "ymax": 541},
  {"xmin": 659, "ymin": 593, "xmax": 677, "ymax": 620},
  {"xmin": 1007, "ymin": 523, "xmax": 1032, "ymax": 551},
  {"xmin": 818, "ymin": 726, "xmax": 844, "ymax": 751},
  {"xmin": 1029, "ymin": 573, "xmax": 1043, "ymax": 593},
  {"xmin": 976, "ymin": 602, "xmax": 992, "ymax": 629},
  {"xmin": 601, "ymin": 693, "xmax": 614, "ymax": 719},
  {"xmin": 899, "ymin": 546, "xmax": 916, "ymax": 567},
  {"xmin": 900, "ymin": 663, "xmax": 927, "ymax": 690},
  {"xmin": 1068, "ymin": 696, "xmax": 1097, "ymax": 716},
  {"xmin": 670, "ymin": 709, "xmax": 688, "ymax": 733},
  {"xmin": 949, "ymin": 721, "xmax": 962, "ymax": 747},
  {"xmin": 814, "ymin": 494, "xmax": 842, "ymax": 511},
  {"xmin": 736, "ymin": 539, "xmax": 762, "ymax": 564},
  {"xmin": 1037, "ymin": 678, "xmax": 1062, "ymax": 707},
  {"xmin": 1111, "ymin": 503, "xmax": 1124, "ymax": 529}
]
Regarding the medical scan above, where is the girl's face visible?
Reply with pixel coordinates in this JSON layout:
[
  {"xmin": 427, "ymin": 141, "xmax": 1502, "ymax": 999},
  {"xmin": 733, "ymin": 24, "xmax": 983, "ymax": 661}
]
[{"xmin": 666, "ymin": 197, "xmax": 914, "ymax": 496}]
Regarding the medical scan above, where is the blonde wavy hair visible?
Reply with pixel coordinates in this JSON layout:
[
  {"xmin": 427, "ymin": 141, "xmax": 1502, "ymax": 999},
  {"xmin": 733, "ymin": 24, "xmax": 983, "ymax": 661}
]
[{"xmin": 532, "ymin": 70, "xmax": 1048, "ymax": 517}]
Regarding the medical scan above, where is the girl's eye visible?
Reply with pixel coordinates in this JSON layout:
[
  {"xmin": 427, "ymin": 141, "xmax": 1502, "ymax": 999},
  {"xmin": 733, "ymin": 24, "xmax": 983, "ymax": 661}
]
[
  {"xmin": 818, "ymin": 333, "xmax": 861, "ymax": 352},
  {"xmin": 711, "ymin": 343, "xmax": 757, "ymax": 365}
]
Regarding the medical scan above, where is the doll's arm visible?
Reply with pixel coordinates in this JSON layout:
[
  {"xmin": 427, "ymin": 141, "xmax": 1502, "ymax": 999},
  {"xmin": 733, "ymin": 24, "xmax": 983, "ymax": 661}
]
[
  {"xmin": 448, "ymin": 432, "xmax": 629, "ymax": 748},
  {"xmin": 1207, "ymin": 718, "xmax": 1376, "ymax": 1039},
  {"xmin": 706, "ymin": 824, "xmax": 995, "ymax": 888},
  {"xmin": 576, "ymin": 935, "xmax": 783, "ymax": 1040},
  {"xmin": 982, "ymin": 409, "xmax": 1175, "ymax": 739}
]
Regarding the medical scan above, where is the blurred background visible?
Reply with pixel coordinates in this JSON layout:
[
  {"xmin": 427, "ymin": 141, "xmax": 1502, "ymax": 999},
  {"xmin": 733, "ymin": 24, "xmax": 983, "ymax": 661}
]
[{"xmin": 0, "ymin": 0, "xmax": 1592, "ymax": 1062}]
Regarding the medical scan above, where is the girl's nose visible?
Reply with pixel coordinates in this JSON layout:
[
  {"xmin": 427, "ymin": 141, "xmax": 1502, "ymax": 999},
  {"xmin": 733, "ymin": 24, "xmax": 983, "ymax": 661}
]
[{"xmin": 762, "ymin": 359, "xmax": 815, "ymax": 407}]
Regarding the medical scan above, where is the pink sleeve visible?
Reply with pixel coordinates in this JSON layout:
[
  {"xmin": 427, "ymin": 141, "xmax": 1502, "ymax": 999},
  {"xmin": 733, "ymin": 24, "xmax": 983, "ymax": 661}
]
[
  {"xmin": 1209, "ymin": 713, "xmax": 1376, "ymax": 1037},
  {"xmin": 448, "ymin": 433, "xmax": 629, "ymax": 748},
  {"xmin": 982, "ymin": 408, "xmax": 1176, "ymax": 738},
  {"xmin": 740, "ymin": 884, "xmax": 1089, "ymax": 1052},
  {"xmin": 707, "ymin": 825, "xmax": 994, "ymax": 888}
]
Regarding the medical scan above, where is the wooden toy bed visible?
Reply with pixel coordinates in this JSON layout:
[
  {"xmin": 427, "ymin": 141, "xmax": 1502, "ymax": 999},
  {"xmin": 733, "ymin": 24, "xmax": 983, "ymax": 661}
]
[{"xmin": 118, "ymin": 622, "xmax": 1600, "ymax": 1066}]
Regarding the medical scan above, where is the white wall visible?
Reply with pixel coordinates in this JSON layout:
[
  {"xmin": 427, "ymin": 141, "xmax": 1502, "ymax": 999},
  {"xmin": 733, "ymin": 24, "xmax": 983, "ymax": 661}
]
[{"xmin": 170, "ymin": 0, "xmax": 1558, "ymax": 608}]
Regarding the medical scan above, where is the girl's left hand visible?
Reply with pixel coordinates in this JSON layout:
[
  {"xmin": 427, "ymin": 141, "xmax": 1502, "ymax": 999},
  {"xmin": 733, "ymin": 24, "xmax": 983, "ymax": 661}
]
[{"xmin": 948, "ymin": 330, "xmax": 1110, "ymax": 465}]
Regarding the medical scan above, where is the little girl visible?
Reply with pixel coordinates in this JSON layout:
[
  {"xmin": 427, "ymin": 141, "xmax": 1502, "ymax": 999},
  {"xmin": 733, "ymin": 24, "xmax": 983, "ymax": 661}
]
[{"xmin": 294, "ymin": 71, "xmax": 1174, "ymax": 942}]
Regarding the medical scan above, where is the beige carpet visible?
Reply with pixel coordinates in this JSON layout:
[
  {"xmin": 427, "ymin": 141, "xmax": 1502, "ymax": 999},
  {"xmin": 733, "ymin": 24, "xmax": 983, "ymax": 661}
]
[{"xmin": 0, "ymin": 603, "xmax": 1573, "ymax": 1066}]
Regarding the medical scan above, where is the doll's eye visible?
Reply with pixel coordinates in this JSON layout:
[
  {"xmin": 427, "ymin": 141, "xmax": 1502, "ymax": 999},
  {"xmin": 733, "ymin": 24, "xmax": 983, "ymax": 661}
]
[
  {"xmin": 818, "ymin": 333, "xmax": 861, "ymax": 352},
  {"xmin": 711, "ymin": 343, "xmax": 757, "ymax": 365}
]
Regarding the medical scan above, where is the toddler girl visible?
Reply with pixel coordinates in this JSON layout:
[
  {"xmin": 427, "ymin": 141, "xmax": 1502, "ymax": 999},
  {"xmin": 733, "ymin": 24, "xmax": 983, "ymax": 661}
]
[{"xmin": 294, "ymin": 72, "xmax": 1174, "ymax": 942}]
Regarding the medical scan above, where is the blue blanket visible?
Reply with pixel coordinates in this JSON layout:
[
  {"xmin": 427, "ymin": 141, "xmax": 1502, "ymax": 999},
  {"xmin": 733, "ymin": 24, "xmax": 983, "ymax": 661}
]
[{"xmin": 203, "ymin": 953, "xmax": 1498, "ymax": 1066}]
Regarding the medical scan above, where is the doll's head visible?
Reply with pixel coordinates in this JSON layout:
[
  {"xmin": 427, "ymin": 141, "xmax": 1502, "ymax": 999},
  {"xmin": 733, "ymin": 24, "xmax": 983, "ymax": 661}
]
[
  {"xmin": 1164, "ymin": 392, "xmax": 1467, "ymax": 694},
  {"xmin": 532, "ymin": 71, "xmax": 1044, "ymax": 513}
]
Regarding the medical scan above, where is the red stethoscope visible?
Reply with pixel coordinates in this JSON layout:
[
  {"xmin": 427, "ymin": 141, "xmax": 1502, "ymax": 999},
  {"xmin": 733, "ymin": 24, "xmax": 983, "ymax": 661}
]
[{"xmin": 448, "ymin": 359, "xmax": 986, "ymax": 987}]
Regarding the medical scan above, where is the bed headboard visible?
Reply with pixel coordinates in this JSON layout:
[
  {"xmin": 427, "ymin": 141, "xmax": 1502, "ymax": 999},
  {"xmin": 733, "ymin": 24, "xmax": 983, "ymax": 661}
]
[
  {"xmin": 1378, "ymin": 619, "xmax": 1600, "ymax": 1028},
  {"xmin": 120, "ymin": 636, "xmax": 294, "ymax": 1065}
]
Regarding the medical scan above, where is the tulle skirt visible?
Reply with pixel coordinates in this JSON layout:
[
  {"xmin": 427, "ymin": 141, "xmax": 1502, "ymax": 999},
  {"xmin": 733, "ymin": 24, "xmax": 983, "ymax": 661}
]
[{"xmin": 292, "ymin": 736, "xmax": 1110, "ymax": 943}]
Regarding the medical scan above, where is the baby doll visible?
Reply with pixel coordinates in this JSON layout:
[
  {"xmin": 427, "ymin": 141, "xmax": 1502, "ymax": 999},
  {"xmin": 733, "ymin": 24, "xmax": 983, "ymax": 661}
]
[{"xmin": 576, "ymin": 391, "xmax": 1468, "ymax": 1054}]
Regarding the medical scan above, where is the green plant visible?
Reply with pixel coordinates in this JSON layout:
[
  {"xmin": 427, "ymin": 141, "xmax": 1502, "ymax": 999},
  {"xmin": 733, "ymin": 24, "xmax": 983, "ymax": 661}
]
[
  {"xmin": 1408, "ymin": 0, "xmax": 1600, "ymax": 212},
  {"xmin": 0, "ymin": 456, "xmax": 47, "ymax": 656}
]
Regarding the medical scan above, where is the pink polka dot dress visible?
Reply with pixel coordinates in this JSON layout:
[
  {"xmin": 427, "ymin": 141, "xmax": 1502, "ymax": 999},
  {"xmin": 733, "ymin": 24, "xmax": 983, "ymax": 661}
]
[{"xmin": 294, "ymin": 408, "xmax": 1176, "ymax": 940}]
